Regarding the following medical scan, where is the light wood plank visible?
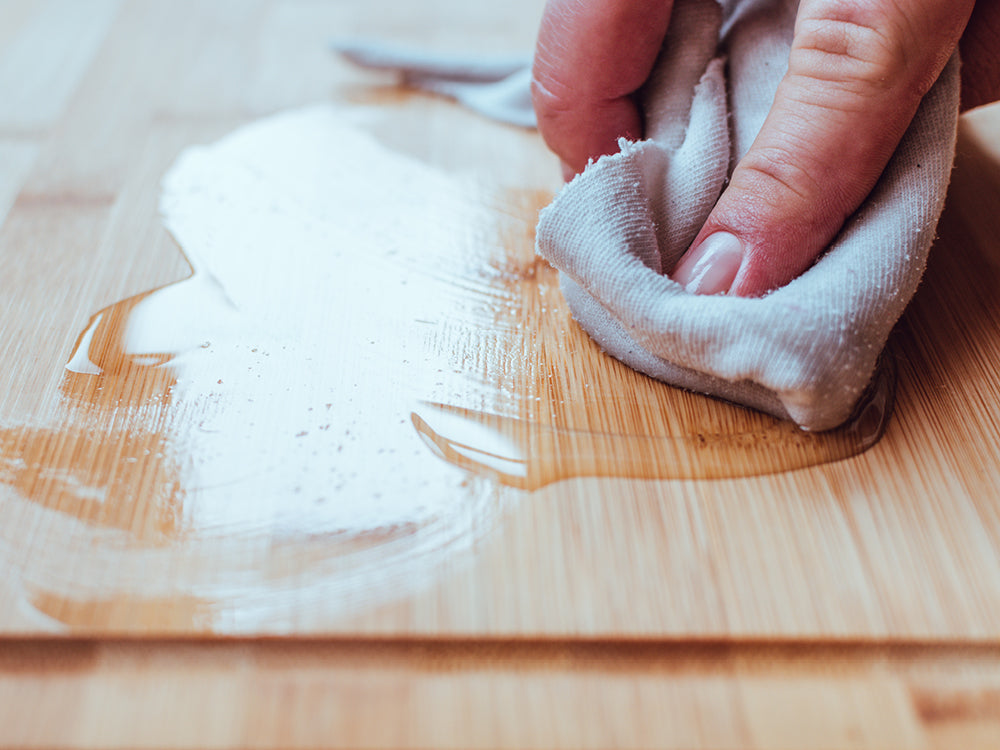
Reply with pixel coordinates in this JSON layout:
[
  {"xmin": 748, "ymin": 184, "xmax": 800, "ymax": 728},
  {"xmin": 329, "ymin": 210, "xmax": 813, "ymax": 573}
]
[
  {"xmin": 0, "ymin": 0, "xmax": 121, "ymax": 133},
  {"xmin": 7, "ymin": 1, "xmax": 1000, "ymax": 747},
  {"xmin": 0, "ymin": 140, "xmax": 38, "ymax": 228},
  {"xmin": 2, "ymin": 641, "xmax": 999, "ymax": 749},
  {"xmin": 0, "ymin": 0, "xmax": 999, "ymax": 644}
]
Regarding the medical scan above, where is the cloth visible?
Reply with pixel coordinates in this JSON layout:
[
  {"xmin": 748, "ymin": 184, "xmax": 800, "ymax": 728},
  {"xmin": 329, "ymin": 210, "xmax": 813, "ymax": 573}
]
[
  {"xmin": 337, "ymin": 0, "xmax": 960, "ymax": 430},
  {"xmin": 335, "ymin": 40, "xmax": 536, "ymax": 128}
]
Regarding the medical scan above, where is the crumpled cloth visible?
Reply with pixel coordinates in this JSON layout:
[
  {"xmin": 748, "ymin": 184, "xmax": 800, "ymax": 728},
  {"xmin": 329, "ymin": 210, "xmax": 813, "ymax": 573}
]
[
  {"xmin": 334, "ymin": 40, "xmax": 536, "ymax": 128},
  {"xmin": 338, "ymin": 0, "xmax": 960, "ymax": 430}
]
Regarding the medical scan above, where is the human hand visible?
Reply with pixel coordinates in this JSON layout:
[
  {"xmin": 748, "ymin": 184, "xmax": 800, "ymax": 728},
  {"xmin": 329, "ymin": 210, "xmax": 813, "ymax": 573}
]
[{"xmin": 531, "ymin": 0, "xmax": 1000, "ymax": 297}]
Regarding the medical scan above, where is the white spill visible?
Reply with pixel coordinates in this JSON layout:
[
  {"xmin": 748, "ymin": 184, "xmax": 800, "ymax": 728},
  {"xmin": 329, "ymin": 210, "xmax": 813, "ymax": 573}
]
[{"xmin": 2, "ymin": 105, "xmax": 522, "ymax": 631}]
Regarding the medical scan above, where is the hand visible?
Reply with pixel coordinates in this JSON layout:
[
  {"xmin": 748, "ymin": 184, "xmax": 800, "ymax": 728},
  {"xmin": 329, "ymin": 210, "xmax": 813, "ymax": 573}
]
[{"xmin": 531, "ymin": 0, "xmax": 1000, "ymax": 297}]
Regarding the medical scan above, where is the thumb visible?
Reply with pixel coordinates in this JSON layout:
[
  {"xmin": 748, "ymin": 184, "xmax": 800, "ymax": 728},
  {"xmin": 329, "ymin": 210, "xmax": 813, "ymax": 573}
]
[{"xmin": 671, "ymin": 0, "xmax": 974, "ymax": 297}]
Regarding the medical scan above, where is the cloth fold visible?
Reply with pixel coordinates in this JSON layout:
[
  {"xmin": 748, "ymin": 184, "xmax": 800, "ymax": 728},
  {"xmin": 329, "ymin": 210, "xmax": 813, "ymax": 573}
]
[
  {"xmin": 338, "ymin": 0, "xmax": 960, "ymax": 430},
  {"xmin": 334, "ymin": 40, "xmax": 536, "ymax": 128}
]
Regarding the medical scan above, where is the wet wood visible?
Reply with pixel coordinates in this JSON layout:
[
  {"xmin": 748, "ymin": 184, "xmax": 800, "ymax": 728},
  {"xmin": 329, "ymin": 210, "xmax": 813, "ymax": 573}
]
[{"xmin": 2, "ymin": 0, "xmax": 1000, "ymax": 746}]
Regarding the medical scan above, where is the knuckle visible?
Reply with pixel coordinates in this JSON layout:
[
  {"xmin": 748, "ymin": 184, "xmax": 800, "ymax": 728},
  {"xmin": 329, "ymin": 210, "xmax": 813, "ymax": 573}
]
[
  {"xmin": 529, "ymin": 53, "xmax": 574, "ymax": 113},
  {"xmin": 741, "ymin": 159, "xmax": 818, "ymax": 214},
  {"xmin": 529, "ymin": 71, "xmax": 591, "ymax": 167},
  {"xmin": 793, "ymin": 2, "xmax": 909, "ymax": 95},
  {"xmin": 729, "ymin": 142, "xmax": 841, "ymax": 227},
  {"xmin": 529, "ymin": 70, "xmax": 573, "ymax": 133},
  {"xmin": 529, "ymin": 75, "xmax": 565, "ymax": 119}
]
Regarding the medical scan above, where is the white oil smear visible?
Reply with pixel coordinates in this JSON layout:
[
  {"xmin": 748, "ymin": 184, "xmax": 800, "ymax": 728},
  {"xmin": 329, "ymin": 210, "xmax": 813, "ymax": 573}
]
[
  {"xmin": 151, "ymin": 105, "xmax": 510, "ymax": 533},
  {"xmin": 2, "ymin": 105, "xmax": 524, "ymax": 632}
]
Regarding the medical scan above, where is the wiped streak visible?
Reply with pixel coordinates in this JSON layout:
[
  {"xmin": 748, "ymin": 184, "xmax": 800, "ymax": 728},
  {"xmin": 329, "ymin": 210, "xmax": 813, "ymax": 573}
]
[{"xmin": 2, "ymin": 105, "xmax": 518, "ymax": 631}]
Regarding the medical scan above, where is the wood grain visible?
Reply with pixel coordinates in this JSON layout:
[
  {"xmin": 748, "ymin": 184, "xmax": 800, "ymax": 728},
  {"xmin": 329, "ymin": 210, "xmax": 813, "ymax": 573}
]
[
  {"xmin": 2, "ymin": 0, "xmax": 1000, "ymax": 746},
  {"xmin": 0, "ymin": 0, "xmax": 997, "ymax": 639},
  {"xmin": 2, "ymin": 639, "xmax": 1000, "ymax": 749}
]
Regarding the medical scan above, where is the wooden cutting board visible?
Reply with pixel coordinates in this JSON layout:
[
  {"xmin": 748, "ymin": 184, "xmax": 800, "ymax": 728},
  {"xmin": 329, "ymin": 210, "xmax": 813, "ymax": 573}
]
[{"xmin": 2, "ymin": 0, "xmax": 1000, "ymax": 643}]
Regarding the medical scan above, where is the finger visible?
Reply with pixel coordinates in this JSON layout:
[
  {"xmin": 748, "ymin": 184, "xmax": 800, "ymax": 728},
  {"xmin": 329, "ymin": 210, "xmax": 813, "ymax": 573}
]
[
  {"xmin": 672, "ymin": 0, "xmax": 975, "ymax": 297},
  {"xmin": 531, "ymin": 0, "xmax": 674, "ymax": 176}
]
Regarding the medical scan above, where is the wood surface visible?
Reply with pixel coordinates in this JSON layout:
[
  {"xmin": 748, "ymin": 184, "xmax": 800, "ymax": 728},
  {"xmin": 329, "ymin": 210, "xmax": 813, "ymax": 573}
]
[
  {"xmin": 2, "ymin": 0, "xmax": 1000, "ymax": 746},
  {"xmin": 2, "ymin": 639, "xmax": 1000, "ymax": 749}
]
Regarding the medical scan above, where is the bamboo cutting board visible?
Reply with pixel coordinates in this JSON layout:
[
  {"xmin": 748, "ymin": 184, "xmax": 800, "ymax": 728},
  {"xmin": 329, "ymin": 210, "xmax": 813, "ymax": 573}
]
[{"xmin": 2, "ymin": 0, "xmax": 1000, "ymax": 642}]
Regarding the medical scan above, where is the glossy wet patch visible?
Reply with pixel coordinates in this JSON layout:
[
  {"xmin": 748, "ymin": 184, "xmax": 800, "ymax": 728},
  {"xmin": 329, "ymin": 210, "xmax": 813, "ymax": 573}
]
[{"xmin": 0, "ymin": 104, "xmax": 891, "ymax": 633}]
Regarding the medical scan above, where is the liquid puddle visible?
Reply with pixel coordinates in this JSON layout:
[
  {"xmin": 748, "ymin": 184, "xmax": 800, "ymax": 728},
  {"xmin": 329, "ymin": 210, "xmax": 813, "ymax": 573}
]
[
  {"xmin": 412, "ymin": 356, "xmax": 893, "ymax": 489},
  {"xmin": 0, "ymin": 104, "xmax": 891, "ymax": 632}
]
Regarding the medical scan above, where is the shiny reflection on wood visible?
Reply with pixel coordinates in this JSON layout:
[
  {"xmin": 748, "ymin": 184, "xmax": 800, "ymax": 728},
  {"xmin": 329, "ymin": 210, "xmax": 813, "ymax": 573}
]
[
  {"xmin": 1, "ymin": 105, "xmax": 512, "ymax": 631},
  {"xmin": 0, "ymin": 424, "xmax": 183, "ymax": 541},
  {"xmin": 413, "ymin": 356, "xmax": 893, "ymax": 488},
  {"xmin": 0, "ymin": 103, "xmax": 892, "ymax": 633}
]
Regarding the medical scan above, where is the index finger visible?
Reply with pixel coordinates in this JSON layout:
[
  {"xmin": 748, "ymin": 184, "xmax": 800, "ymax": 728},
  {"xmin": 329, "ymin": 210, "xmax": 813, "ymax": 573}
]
[{"xmin": 531, "ymin": 0, "xmax": 675, "ymax": 174}]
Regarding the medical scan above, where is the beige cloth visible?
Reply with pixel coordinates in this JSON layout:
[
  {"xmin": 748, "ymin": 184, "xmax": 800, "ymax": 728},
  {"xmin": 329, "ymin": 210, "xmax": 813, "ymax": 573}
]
[{"xmin": 335, "ymin": 40, "xmax": 536, "ymax": 128}]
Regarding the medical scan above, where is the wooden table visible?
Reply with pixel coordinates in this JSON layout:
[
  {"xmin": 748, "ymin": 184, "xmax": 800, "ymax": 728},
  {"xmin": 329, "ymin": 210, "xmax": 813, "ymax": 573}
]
[{"xmin": 2, "ymin": 0, "xmax": 1000, "ymax": 746}]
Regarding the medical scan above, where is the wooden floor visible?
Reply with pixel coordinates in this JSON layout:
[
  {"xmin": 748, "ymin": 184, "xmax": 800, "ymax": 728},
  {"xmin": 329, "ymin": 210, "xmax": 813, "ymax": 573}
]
[{"xmin": 2, "ymin": 0, "xmax": 1000, "ymax": 746}]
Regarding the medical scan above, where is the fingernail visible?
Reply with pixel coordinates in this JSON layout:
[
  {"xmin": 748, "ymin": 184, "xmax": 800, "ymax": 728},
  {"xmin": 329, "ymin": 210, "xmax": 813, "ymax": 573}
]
[
  {"xmin": 560, "ymin": 161, "xmax": 576, "ymax": 182},
  {"xmin": 671, "ymin": 232, "xmax": 744, "ymax": 295}
]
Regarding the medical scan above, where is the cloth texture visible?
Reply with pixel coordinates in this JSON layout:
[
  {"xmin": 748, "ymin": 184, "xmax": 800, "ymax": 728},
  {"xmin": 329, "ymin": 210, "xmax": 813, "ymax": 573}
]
[{"xmin": 338, "ymin": 0, "xmax": 960, "ymax": 430}]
